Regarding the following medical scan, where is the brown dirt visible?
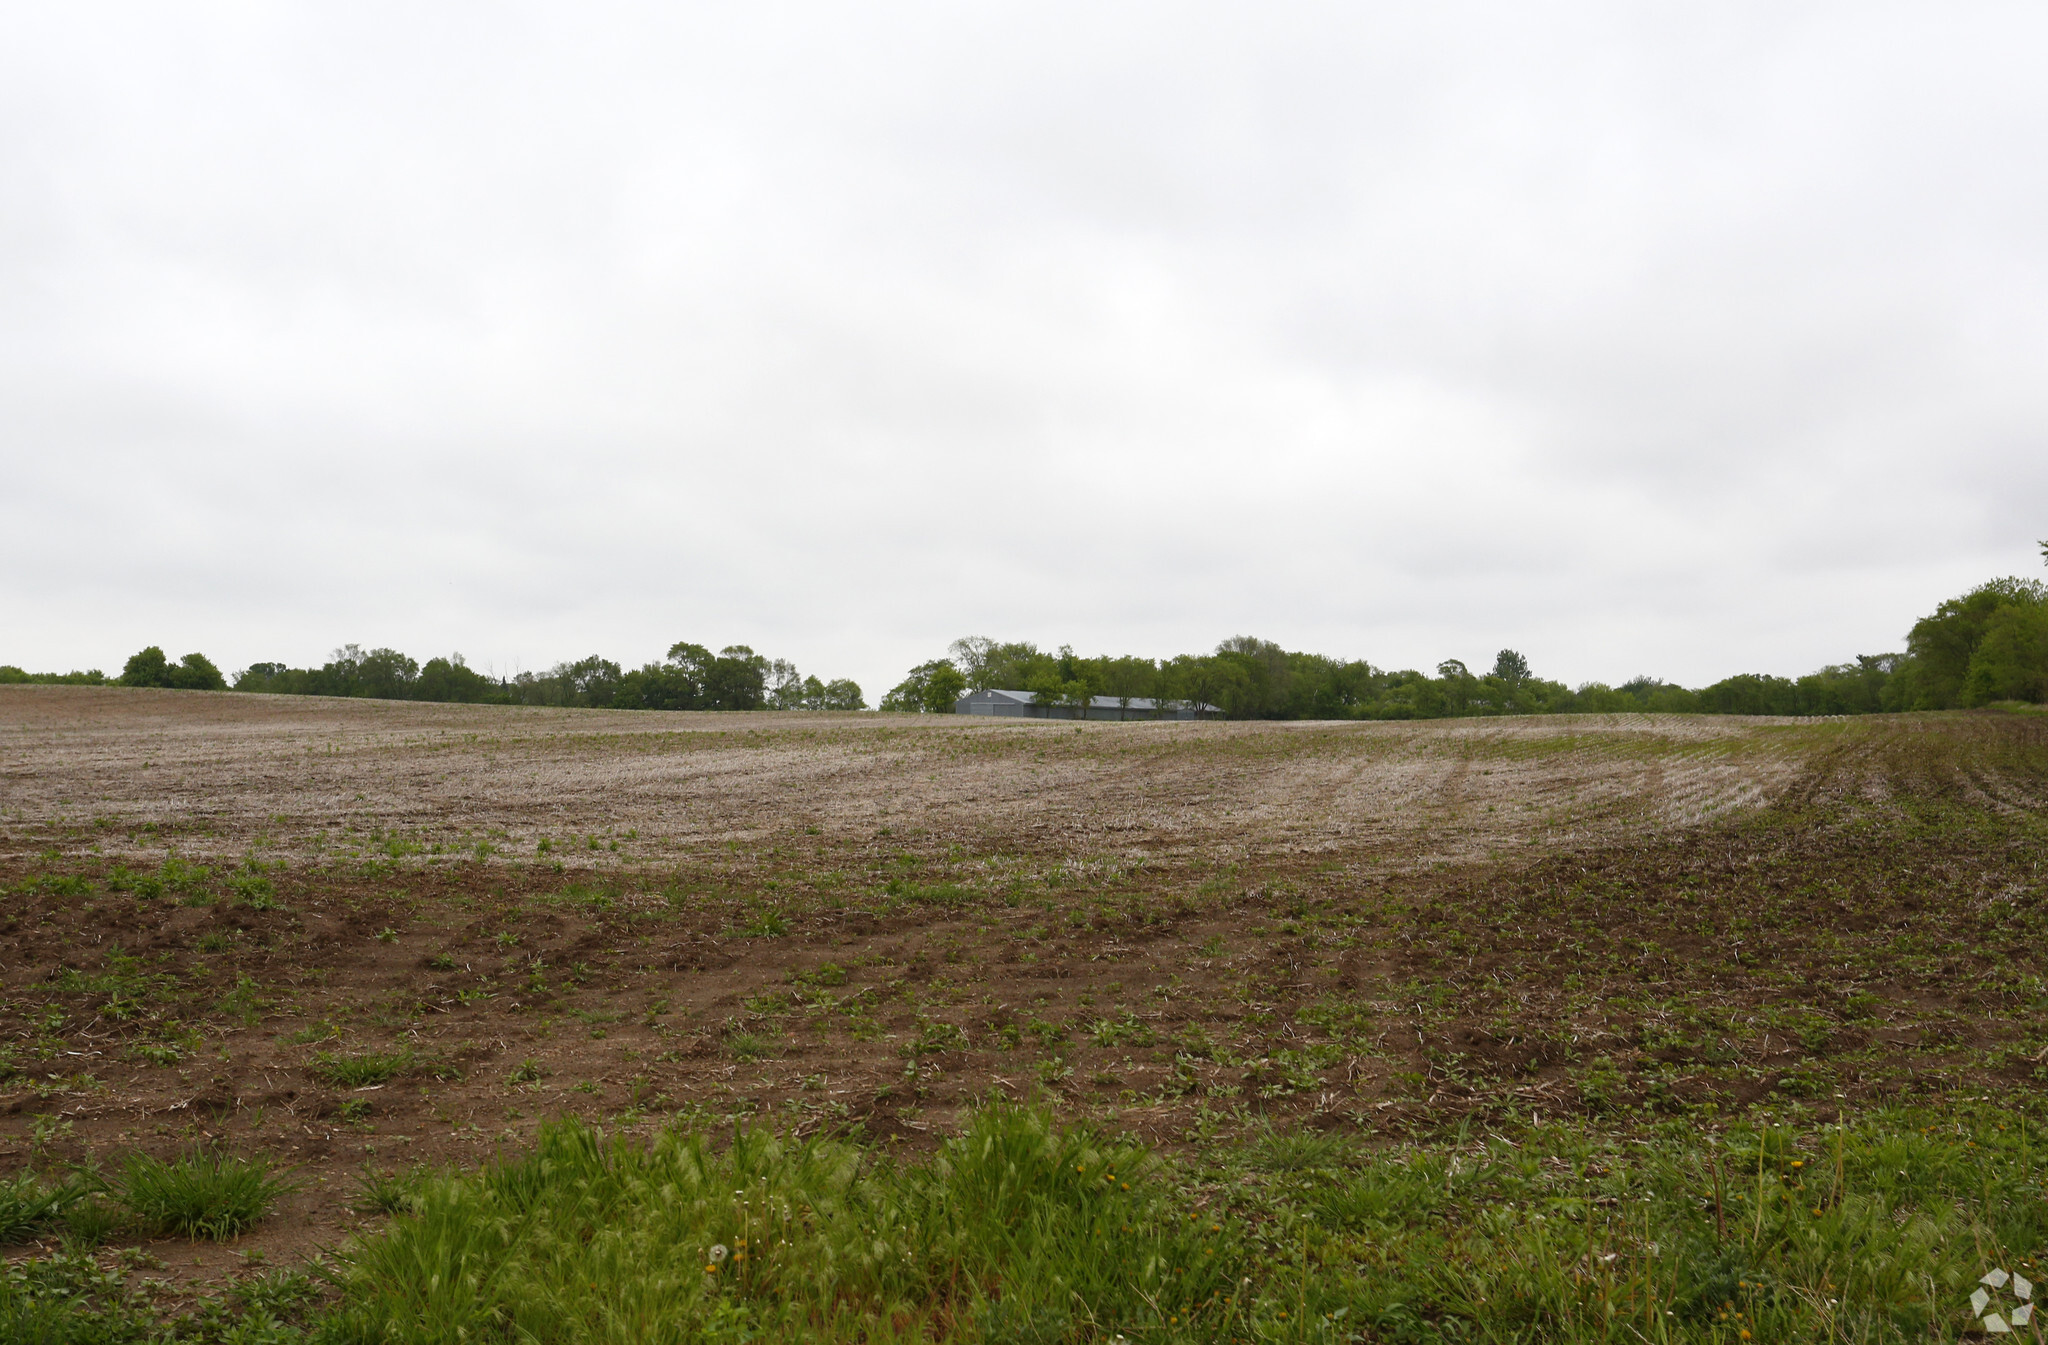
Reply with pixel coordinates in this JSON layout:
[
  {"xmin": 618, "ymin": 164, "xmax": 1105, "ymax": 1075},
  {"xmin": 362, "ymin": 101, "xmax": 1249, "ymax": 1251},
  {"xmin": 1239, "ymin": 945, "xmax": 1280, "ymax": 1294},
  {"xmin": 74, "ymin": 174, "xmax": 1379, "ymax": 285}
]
[{"xmin": 3, "ymin": 686, "xmax": 2045, "ymax": 1285}]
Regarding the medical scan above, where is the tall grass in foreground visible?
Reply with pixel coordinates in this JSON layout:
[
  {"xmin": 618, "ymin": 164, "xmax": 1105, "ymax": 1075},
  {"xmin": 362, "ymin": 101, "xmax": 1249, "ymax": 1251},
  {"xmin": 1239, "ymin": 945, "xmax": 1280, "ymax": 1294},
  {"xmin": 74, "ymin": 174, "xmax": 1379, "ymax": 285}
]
[
  {"xmin": 323, "ymin": 1105, "xmax": 2048, "ymax": 1344},
  {"xmin": 328, "ymin": 1106, "xmax": 1237, "ymax": 1343},
  {"xmin": 2, "ymin": 1106, "xmax": 2041, "ymax": 1342}
]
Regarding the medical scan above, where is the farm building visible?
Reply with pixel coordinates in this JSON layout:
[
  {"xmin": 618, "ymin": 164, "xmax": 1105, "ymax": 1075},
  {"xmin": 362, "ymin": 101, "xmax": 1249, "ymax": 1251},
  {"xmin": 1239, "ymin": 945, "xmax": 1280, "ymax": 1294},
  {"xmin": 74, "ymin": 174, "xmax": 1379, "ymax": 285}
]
[{"xmin": 954, "ymin": 688, "xmax": 1219, "ymax": 720}]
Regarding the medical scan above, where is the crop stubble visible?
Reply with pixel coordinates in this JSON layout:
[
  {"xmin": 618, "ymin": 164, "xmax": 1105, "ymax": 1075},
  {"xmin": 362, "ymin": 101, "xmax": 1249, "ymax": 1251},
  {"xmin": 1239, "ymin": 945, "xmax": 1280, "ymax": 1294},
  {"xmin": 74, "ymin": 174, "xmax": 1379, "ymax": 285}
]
[{"xmin": 2, "ymin": 686, "xmax": 2045, "ymax": 1275}]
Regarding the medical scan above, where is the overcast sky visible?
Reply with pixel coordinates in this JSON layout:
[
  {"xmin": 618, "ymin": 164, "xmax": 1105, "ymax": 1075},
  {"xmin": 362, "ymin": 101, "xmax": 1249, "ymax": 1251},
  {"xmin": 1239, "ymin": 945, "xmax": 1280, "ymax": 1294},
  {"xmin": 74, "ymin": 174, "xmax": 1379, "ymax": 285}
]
[{"xmin": 5, "ymin": 4, "xmax": 2045, "ymax": 698}]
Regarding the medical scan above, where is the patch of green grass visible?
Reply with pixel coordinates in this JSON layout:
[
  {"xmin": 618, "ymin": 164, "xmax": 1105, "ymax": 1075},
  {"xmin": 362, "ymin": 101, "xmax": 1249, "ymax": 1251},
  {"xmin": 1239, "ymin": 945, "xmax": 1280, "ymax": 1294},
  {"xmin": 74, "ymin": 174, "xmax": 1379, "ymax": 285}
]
[
  {"xmin": 723, "ymin": 1029, "xmax": 779, "ymax": 1063},
  {"xmin": 311, "ymin": 1049, "xmax": 412, "ymax": 1088},
  {"xmin": 326, "ymin": 1107, "xmax": 1238, "ymax": 1343},
  {"xmin": 118, "ymin": 1149, "xmax": 291, "ymax": 1241},
  {"xmin": 300, "ymin": 1101, "xmax": 2048, "ymax": 1344},
  {"xmin": 0, "ymin": 1174, "xmax": 83, "ymax": 1244},
  {"xmin": 354, "ymin": 1166, "xmax": 431, "ymax": 1217},
  {"xmin": 60, "ymin": 1196, "xmax": 125, "ymax": 1249}
]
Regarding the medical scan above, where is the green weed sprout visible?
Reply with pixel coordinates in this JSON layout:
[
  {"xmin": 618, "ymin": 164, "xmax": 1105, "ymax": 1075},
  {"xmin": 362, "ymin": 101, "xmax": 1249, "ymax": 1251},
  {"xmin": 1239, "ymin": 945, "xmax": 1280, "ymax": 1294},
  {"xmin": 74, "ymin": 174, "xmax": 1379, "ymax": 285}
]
[{"xmin": 1974, "ymin": 1267, "xmax": 2036, "ymax": 1335}]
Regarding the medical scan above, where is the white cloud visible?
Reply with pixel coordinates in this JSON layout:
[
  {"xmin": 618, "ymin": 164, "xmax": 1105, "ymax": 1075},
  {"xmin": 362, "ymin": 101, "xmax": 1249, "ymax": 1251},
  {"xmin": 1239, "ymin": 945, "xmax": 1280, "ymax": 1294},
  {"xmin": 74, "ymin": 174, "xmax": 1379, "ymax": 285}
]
[{"xmin": 4, "ymin": 3, "xmax": 2045, "ymax": 695}]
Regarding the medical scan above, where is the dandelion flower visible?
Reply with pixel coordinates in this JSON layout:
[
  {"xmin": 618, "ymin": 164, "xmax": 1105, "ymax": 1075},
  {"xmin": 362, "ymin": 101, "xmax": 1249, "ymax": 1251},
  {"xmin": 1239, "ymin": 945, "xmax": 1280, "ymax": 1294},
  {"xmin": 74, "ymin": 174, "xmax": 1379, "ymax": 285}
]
[{"xmin": 708, "ymin": 1244, "xmax": 730, "ymax": 1264}]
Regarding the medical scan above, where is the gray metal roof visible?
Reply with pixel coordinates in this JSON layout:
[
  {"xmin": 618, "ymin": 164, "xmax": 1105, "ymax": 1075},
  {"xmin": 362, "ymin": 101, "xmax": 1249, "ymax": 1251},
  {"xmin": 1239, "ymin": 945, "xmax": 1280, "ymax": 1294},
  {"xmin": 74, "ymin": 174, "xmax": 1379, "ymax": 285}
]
[{"xmin": 964, "ymin": 688, "xmax": 1219, "ymax": 712}]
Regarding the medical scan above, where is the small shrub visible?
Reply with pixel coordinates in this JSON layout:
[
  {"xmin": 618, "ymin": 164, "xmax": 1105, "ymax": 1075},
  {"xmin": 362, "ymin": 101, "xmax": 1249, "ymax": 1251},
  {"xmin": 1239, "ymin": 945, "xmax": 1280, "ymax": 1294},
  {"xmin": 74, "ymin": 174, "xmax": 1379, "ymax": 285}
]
[{"xmin": 119, "ymin": 1150, "xmax": 291, "ymax": 1240}]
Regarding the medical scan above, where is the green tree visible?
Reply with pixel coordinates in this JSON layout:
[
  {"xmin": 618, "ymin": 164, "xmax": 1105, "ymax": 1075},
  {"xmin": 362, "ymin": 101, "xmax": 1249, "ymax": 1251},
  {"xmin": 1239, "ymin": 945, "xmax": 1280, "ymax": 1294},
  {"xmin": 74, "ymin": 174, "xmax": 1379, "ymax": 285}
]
[
  {"xmin": 947, "ymin": 637, "xmax": 1003, "ymax": 690},
  {"xmin": 166, "ymin": 652, "xmax": 227, "ymax": 691},
  {"xmin": 767, "ymin": 660, "xmax": 805, "ymax": 710},
  {"xmin": 923, "ymin": 664, "xmax": 967, "ymax": 713},
  {"xmin": 353, "ymin": 648, "xmax": 419, "ymax": 700},
  {"xmin": 1163, "ymin": 655, "xmax": 1222, "ymax": 718},
  {"xmin": 120, "ymin": 646, "xmax": 172, "ymax": 688},
  {"xmin": 1902, "ymin": 578, "xmax": 2048, "ymax": 708},
  {"xmin": 1436, "ymin": 659, "xmax": 1474, "ymax": 715},
  {"xmin": 1961, "ymin": 603, "xmax": 2048, "ymax": 705},
  {"xmin": 821, "ymin": 678, "xmax": 866, "ymax": 711},
  {"xmin": 1099, "ymin": 656, "xmax": 1156, "ymax": 719},
  {"xmin": 704, "ymin": 646, "xmax": 768, "ymax": 710},
  {"xmin": 881, "ymin": 660, "xmax": 961, "ymax": 713},
  {"xmin": 414, "ymin": 655, "xmax": 497, "ymax": 703}
]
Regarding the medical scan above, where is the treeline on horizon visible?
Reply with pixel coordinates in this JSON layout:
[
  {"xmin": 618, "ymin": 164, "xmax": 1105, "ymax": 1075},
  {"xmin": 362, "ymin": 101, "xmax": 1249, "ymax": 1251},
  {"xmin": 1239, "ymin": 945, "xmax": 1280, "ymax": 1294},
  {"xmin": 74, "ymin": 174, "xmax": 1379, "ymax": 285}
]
[
  {"xmin": 5, "ymin": 571, "xmax": 2045, "ymax": 720},
  {"xmin": 0, "ymin": 642, "xmax": 867, "ymax": 712},
  {"xmin": 878, "ymin": 572, "xmax": 2048, "ymax": 719}
]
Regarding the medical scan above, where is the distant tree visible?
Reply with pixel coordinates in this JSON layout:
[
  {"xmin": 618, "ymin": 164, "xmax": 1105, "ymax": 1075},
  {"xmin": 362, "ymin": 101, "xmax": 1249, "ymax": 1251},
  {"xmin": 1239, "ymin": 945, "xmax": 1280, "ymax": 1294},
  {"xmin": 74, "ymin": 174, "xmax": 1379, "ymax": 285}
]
[
  {"xmin": 1215, "ymin": 636, "xmax": 1290, "ymax": 717},
  {"xmin": 1491, "ymin": 650, "xmax": 1530, "ymax": 684},
  {"xmin": 881, "ymin": 660, "xmax": 961, "ymax": 713},
  {"xmin": 767, "ymin": 659, "xmax": 805, "ymax": 710},
  {"xmin": 704, "ymin": 646, "xmax": 768, "ymax": 710},
  {"xmin": 166, "ymin": 652, "xmax": 227, "ymax": 692},
  {"xmin": 119, "ymin": 646, "xmax": 223, "ymax": 690},
  {"xmin": 1020, "ymin": 668, "xmax": 1064, "ymax": 717},
  {"xmin": 235, "ymin": 662, "xmax": 287, "ymax": 691},
  {"xmin": 924, "ymin": 664, "xmax": 967, "ymax": 713},
  {"xmin": 821, "ymin": 678, "xmax": 866, "ymax": 711},
  {"xmin": 1053, "ymin": 679, "xmax": 1092, "ymax": 719},
  {"xmin": 353, "ymin": 648, "xmax": 419, "ymax": 700},
  {"xmin": 1164, "ymin": 655, "xmax": 1222, "ymax": 718},
  {"xmin": 557, "ymin": 656, "xmax": 624, "ymax": 708},
  {"xmin": 1902, "ymin": 578, "xmax": 2048, "ymax": 708},
  {"xmin": 947, "ymin": 637, "xmax": 1002, "ymax": 690},
  {"xmin": 120, "ymin": 646, "xmax": 172, "ymax": 687},
  {"xmin": 1436, "ymin": 659, "xmax": 1474, "ymax": 715},
  {"xmin": 414, "ymin": 654, "xmax": 496, "ymax": 703},
  {"xmin": 798, "ymin": 674, "xmax": 829, "ymax": 710},
  {"xmin": 1961, "ymin": 604, "xmax": 2048, "ymax": 705},
  {"xmin": 1100, "ymin": 656, "xmax": 1156, "ymax": 719}
]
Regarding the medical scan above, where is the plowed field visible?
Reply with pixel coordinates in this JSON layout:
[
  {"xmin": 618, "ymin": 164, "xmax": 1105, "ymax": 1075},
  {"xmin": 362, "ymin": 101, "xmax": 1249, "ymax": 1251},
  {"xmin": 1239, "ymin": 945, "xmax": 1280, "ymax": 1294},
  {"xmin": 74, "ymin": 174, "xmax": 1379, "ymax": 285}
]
[{"xmin": 4, "ymin": 686, "xmax": 2046, "ymax": 1282}]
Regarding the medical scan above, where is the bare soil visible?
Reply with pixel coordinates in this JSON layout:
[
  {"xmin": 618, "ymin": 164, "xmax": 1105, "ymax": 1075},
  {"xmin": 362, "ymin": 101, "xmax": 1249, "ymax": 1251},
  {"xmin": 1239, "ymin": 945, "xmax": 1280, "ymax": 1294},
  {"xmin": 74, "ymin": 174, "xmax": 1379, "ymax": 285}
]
[{"xmin": 3, "ymin": 686, "xmax": 2045, "ymax": 1285}]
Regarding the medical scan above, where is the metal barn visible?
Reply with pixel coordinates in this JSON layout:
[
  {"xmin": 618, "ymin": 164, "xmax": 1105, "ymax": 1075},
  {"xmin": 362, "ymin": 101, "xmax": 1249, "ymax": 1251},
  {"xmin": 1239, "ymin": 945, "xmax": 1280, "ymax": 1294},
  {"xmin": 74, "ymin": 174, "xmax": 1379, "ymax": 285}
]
[{"xmin": 953, "ymin": 688, "xmax": 1218, "ymax": 720}]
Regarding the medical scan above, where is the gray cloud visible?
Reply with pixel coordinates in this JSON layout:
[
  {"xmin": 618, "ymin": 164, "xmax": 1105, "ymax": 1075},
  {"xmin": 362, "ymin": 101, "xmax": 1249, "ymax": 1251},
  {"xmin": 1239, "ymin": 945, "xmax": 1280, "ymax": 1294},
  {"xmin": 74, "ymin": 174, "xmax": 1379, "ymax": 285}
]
[{"xmin": 4, "ymin": 3, "xmax": 2045, "ymax": 696}]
